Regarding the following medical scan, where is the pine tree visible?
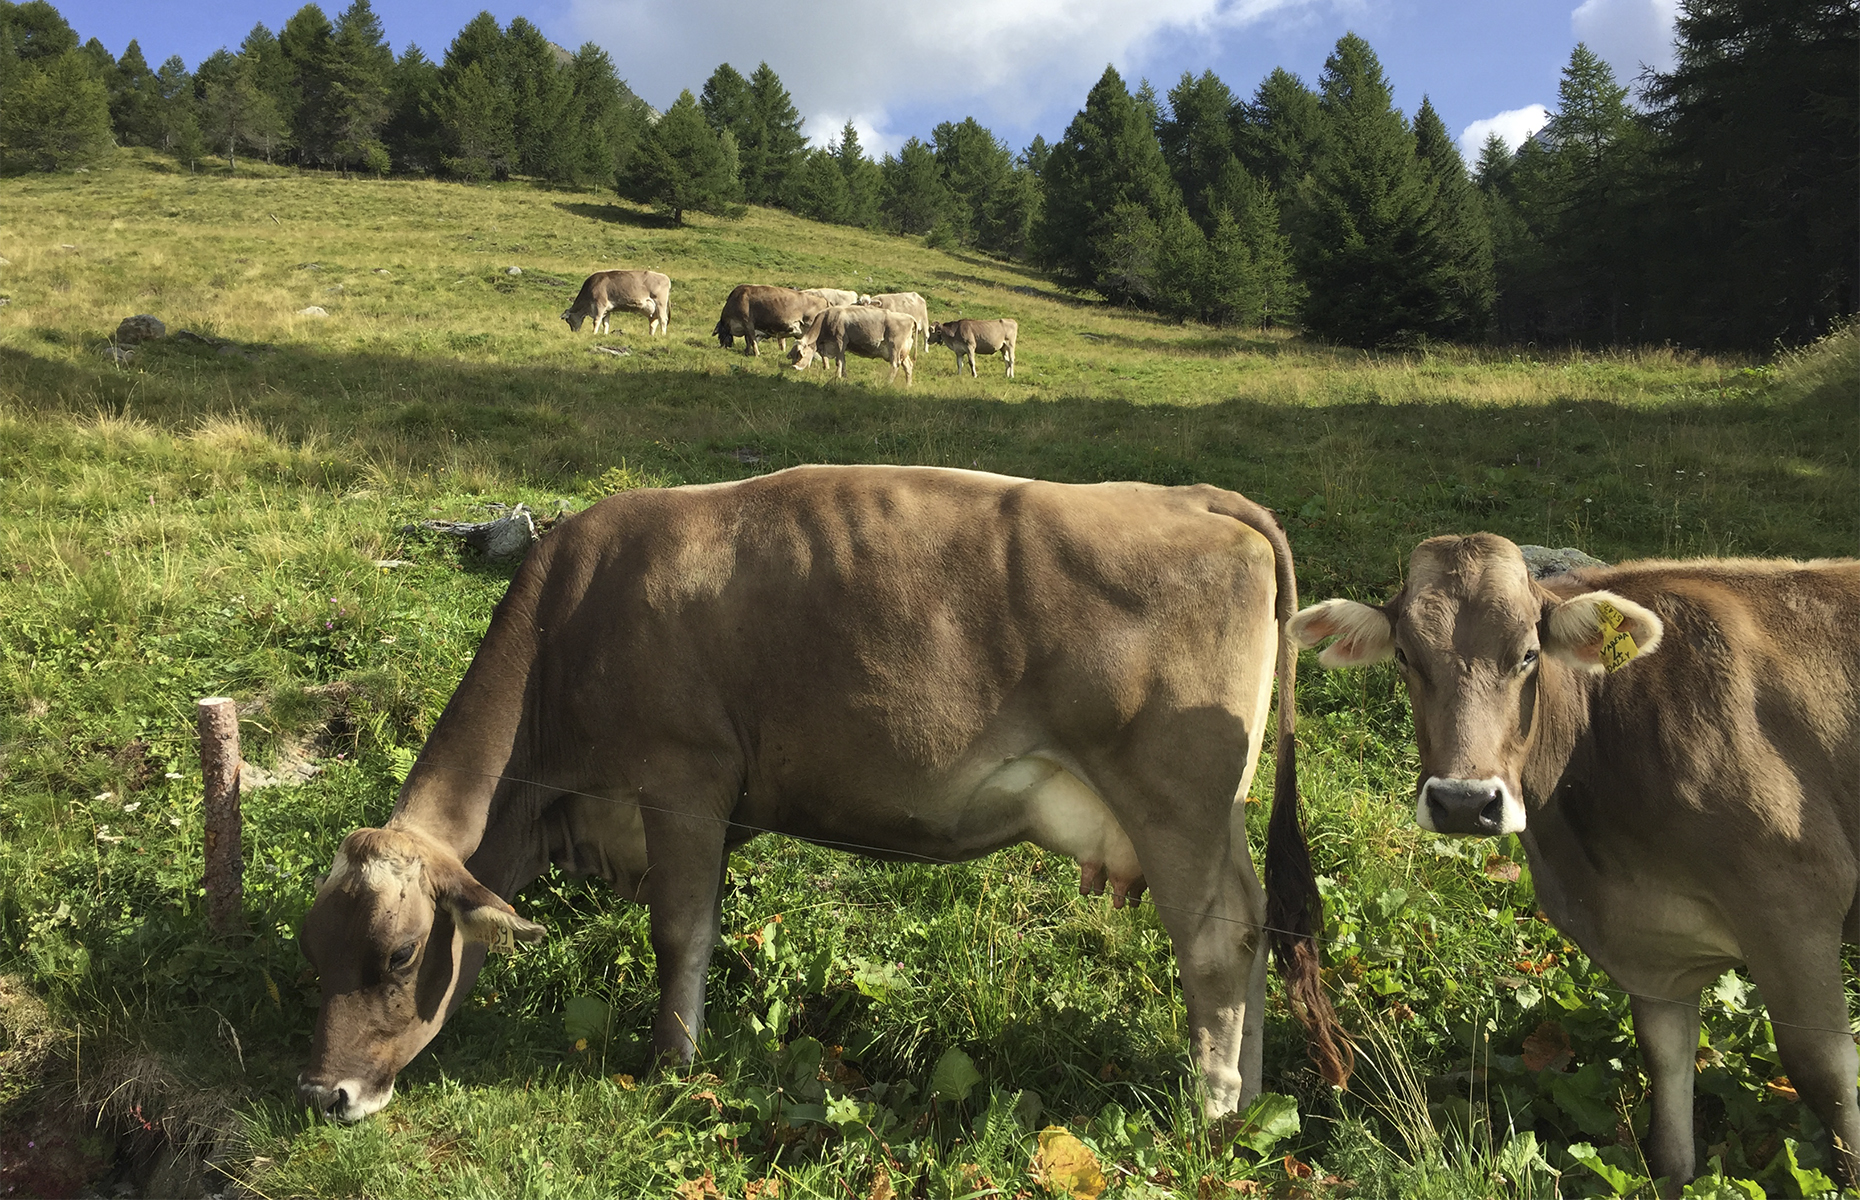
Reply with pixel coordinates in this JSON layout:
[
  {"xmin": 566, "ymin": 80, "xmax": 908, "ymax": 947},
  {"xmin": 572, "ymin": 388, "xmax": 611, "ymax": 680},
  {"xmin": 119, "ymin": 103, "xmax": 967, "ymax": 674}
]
[
  {"xmin": 79, "ymin": 37, "xmax": 111, "ymax": 76},
  {"xmin": 1294, "ymin": 33, "xmax": 1448, "ymax": 346},
  {"xmin": 781, "ymin": 147, "xmax": 851, "ymax": 224},
  {"xmin": 1237, "ymin": 67, "xmax": 1324, "ymax": 192},
  {"xmin": 1035, "ymin": 65, "xmax": 1180, "ymax": 294},
  {"xmin": 564, "ymin": 44, "xmax": 646, "ymax": 187},
  {"xmin": 503, "ymin": 18, "xmax": 573, "ymax": 180},
  {"xmin": 932, "ymin": 116, "xmax": 1016, "ymax": 245},
  {"xmin": 326, "ymin": 0, "xmax": 392, "ymax": 172},
  {"xmin": 109, "ymin": 39, "xmax": 162, "ymax": 146},
  {"xmin": 1159, "ymin": 70, "xmax": 1241, "ymax": 232},
  {"xmin": 1095, "ymin": 201, "xmax": 1162, "ymax": 306},
  {"xmin": 1412, "ymin": 96, "xmax": 1494, "ymax": 338},
  {"xmin": 153, "ymin": 53, "xmax": 203, "ymax": 163},
  {"xmin": 194, "ymin": 49, "xmax": 239, "ymax": 99},
  {"xmin": 279, "ymin": 4, "xmax": 335, "ymax": 165},
  {"xmin": 241, "ymin": 25, "xmax": 295, "ymax": 159},
  {"xmin": 201, "ymin": 55, "xmax": 284, "ymax": 170},
  {"xmin": 878, "ymin": 137, "xmax": 950, "ymax": 235},
  {"xmin": 743, "ymin": 63, "xmax": 805, "ymax": 203},
  {"xmin": 0, "ymin": 1, "xmax": 78, "ymax": 62},
  {"xmin": 1643, "ymin": 0, "xmax": 1857, "ymax": 345},
  {"xmin": 0, "ymin": 49, "xmax": 112, "ymax": 171},
  {"xmin": 834, "ymin": 120, "xmax": 881, "ymax": 227},
  {"xmin": 621, "ymin": 89, "xmax": 743, "ymax": 224},
  {"xmin": 434, "ymin": 59, "xmax": 512, "ymax": 180},
  {"xmin": 698, "ymin": 63, "xmax": 750, "ymax": 138},
  {"xmin": 384, "ymin": 45, "xmax": 441, "ymax": 171}
]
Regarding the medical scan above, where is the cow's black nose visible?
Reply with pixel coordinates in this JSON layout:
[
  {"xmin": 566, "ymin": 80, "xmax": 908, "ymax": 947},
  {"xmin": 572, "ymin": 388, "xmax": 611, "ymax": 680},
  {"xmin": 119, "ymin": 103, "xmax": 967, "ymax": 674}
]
[
  {"xmin": 321, "ymin": 1087, "xmax": 349, "ymax": 1116},
  {"xmin": 1422, "ymin": 778, "xmax": 1508, "ymax": 835}
]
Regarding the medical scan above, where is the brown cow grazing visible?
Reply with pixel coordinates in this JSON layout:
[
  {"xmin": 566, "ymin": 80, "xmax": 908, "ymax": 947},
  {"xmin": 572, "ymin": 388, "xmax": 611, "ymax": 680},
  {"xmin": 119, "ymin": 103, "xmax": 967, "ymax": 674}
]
[
  {"xmin": 929, "ymin": 318, "xmax": 1017, "ymax": 378},
  {"xmin": 561, "ymin": 269, "xmax": 671, "ymax": 336},
  {"xmin": 856, "ymin": 292, "xmax": 929, "ymax": 349},
  {"xmin": 800, "ymin": 287, "xmax": 859, "ymax": 308},
  {"xmin": 712, "ymin": 285, "xmax": 829, "ymax": 356},
  {"xmin": 1290, "ymin": 534, "xmax": 1860, "ymax": 1193},
  {"xmin": 789, "ymin": 305, "xmax": 917, "ymax": 384},
  {"xmin": 296, "ymin": 465, "xmax": 1349, "ymax": 1123}
]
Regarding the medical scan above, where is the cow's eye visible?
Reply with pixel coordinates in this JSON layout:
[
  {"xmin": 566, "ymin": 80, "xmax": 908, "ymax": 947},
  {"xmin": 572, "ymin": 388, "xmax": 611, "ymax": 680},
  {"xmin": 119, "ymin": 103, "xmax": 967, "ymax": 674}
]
[
  {"xmin": 388, "ymin": 942, "xmax": 418, "ymax": 970},
  {"xmin": 1519, "ymin": 648, "xmax": 1539, "ymax": 672},
  {"xmin": 1393, "ymin": 647, "xmax": 1409, "ymax": 668}
]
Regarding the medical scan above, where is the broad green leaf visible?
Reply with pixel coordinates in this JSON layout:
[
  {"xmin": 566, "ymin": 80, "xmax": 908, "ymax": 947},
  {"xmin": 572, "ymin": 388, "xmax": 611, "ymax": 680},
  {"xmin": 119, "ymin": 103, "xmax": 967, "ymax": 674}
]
[
  {"xmin": 1773, "ymin": 1138, "xmax": 1837, "ymax": 1198},
  {"xmin": 561, "ymin": 995, "xmax": 612, "ymax": 1043},
  {"xmin": 927, "ymin": 1046, "xmax": 982, "ymax": 1102},
  {"xmin": 824, "ymin": 1092, "xmax": 865, "ymax": 1130},
  {"xmin": 1567, "ymin": 1142, "xmax": 1649, "ymax": 1197},
  {"xmin": 1229, "ymin": 1092, "xmax": 1300, "ymax": 1156},
  {"xmin": 1549, "ymin": 1062, "xmax": 1621, "ymax": 1136}
]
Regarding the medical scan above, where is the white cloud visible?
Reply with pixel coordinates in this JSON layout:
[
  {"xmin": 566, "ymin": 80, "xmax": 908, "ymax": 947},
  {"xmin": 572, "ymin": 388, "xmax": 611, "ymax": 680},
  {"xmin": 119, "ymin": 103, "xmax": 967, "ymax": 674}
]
[
  {"xmin": 1459, "ymin": 104, "xmax": 1551, "ymax": 160},
  {"xmin": 1570, "ymin": 0, "xmax": 1679, "ymax": 82},
  {"xmin": 565, "ymin": 0, "xmax": 1326, "ymax": 153}
]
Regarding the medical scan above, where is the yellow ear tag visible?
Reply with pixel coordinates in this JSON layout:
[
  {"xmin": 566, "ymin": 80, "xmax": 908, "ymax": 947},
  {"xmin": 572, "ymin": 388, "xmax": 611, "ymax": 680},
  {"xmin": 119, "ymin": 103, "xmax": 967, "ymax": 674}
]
[
  {"xmin": 489, "ymin": 924, "xmax": 518, "ymax": 955},
  {"xmin": 1594, "ymin": 599, "xmax": 1638, "ymax": 673}
]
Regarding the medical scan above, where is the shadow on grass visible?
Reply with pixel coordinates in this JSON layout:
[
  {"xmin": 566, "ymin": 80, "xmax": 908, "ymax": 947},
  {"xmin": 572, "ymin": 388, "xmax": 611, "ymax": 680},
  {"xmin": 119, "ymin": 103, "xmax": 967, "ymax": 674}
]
[{"xmin": 555, "ymin": 201, "xmax": 675, "ymax": 230}]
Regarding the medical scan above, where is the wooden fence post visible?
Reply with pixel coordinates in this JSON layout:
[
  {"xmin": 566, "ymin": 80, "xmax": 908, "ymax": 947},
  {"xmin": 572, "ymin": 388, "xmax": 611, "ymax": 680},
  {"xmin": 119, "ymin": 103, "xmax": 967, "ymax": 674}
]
[{"xmin": 198, "ymin": 696, "xmax": 244, "ymax": 936}]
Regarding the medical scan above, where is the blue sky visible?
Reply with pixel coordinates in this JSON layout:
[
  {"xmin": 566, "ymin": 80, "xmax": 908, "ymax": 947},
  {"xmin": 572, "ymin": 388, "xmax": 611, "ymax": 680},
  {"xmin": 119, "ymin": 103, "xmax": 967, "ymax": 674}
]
[{"xmin": 55, "ymin": 0, "xmax": 1678, "ymax": 159}]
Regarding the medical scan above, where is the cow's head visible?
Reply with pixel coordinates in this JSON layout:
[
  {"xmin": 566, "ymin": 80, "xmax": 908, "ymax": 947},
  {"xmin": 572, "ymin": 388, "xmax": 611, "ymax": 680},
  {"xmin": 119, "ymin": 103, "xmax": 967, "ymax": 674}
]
[
  {"xmin": 714, "ymin": 320, "xmax": 735, "ymax": 348},
  {"xmin": 789, "ymin": 338, "xmax": 820, "ymax": 370},
  {"xmin": 927, "ymin": 323, "xmax": 952, "ymax": 347},
  {"xmin": 856, "ymin": 294, "xmax": 874, "ymax": 305},
  {"xmin": 297, "ymin": 826, "xmax": 544, "ymax": 1120},
  {"xmin": 561, "ymin": 309, "xmax": 586, "ymax": 333},
  {"xmin": 1290, "ymin": 534, "xmax": 1663, "ymax": 837}
]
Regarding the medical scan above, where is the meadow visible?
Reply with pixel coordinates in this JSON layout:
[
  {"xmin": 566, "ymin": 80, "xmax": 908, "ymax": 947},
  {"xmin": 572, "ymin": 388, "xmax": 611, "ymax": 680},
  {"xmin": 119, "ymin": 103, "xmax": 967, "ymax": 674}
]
[{"xmin": 0, "ymin": 152, "xmax": 1854, "ymax": 1199}]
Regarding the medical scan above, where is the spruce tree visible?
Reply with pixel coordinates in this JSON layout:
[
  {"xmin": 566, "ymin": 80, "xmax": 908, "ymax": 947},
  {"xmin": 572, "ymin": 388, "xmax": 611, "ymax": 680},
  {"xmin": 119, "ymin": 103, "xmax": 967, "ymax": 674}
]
[
  {"xmin": 240, "ymin": 25, "xmax": 295, "ymax": 159},
  {"xmin": 564, "ymin": 44, "xmax": 646, "ymax": 187},
  {"xmin": 201, "ymin": 56, "xmax": 284, "ymax": 170},
  {"xmin": 0, "ymin": 49, "xmax": 112, "ymax": 171},
  {"xmin": 79, "ymin": 37, "xmax": 111, "ymax": 76},
  {"xmin": 384, "ymin": 45, "xmax": 441, "ymax": 171},
  {"xmin": 1413, "ymin": 96, "xmax": 1494, "ymax": 338},
  {"xmin": 153, "ymin": 54, "xmax": 203, "ymax": 163},
  {"xmin": 109, "ymin": 40, "xmax": 161, "ymax": 146},
  {"xmin": 504, "ymin": 18, "xmax": 573, "ymax": 180},
  {"xmin": 698, "ymin": 63, "xmax": 750, "ymax": 138},
  {"xmin": 1159, "ymin": 70, "xmax": 1241, "ymax": 232},
  {"xmin": 1095, "ymin": 201, "xmax": 1163, "ymax": 306},
  {"xmin": 435, "ymin": 14, "xmax": 513, "ymax": 180},
  {"xmin": 621, "ymin": 89, "xmax": 743, "ymax": 224},
  {"xmin": 931, "ymin": 116, "xmax": 1015, "ymax": 246},
  {"xmin": 1238, "ymin": 67, "xmax": 1324, "ymax": 192},
  {"xmin": 878, "ymin": 138, "xmax": 950, "ymax": 235},
  {"xmin": 743, "ymin": 63, "xmax": 805, "ymax": 203},
  {"xmin": 0, "ymin": 1, "xmax": 78, "ymax": 62},
  {"xmin": 279, "ymin": 4, "xmax": 335, "ymax": 165},
  {"xmin": 1294, "ymin": 33, "xmax": 1447, "ymax": 346},
  {"xmin": 1644, "ymin": 0, "xmax": 1857, "ymax": 345},
  {"xmin": 326, "ymin": 0, "xmax": 392, "ymax": 172},
  {"xmin": 834, "ymin": 120, "xmax": 882, "ymax": 227},
  {"xmin": 782, "ymin": 148, "xmax": 851, "ymax": 224},
  {"xmin": 1035, "ymin": 65, "xmax": 1179, "ymax": 294}
]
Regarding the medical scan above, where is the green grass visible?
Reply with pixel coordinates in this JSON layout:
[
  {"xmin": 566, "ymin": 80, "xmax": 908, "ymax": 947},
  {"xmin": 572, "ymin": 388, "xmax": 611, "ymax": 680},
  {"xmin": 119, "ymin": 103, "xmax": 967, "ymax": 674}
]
[{"xmin": 0, "ymin": 151, "xmax": 1854, "ymax": 1198}]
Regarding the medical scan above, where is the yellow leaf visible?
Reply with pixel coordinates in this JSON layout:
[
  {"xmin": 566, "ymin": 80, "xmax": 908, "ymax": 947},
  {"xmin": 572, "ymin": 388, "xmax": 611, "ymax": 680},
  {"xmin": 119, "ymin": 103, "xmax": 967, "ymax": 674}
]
[
  {"xmin": 1034, "ymin": 1126, "xmax": 1107, "ymax": 1200},
  {"xmin": 612, "ymin": 1073, "xmax": 636, "ymax": 1090}
]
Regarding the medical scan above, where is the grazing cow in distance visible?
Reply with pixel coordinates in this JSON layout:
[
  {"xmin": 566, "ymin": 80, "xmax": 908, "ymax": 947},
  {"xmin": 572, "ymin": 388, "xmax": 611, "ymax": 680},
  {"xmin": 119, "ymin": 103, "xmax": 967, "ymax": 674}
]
[
  {"xmin": 801, "ymin": 287, "xmax": 859, "ymax": 308},
  {"xmin": 713, "ymin": 285, "xmax": 829, "ymax": 356},
  {"xmin": 561, "ymin": 270, "xmax": 671, "ymax": 336},
  {"xmin": 1291, "ymin": 534, "xmax": 1860, "ymax": 1193},
  {"xmin": 930, "ymin": 318, "xmax": 1018, "ymax": 378},
  {"xmin": 295, "ymin": 465, "xmax": 1349, "ymax": 1124},
  {"xmin": 856, "ymin": 292, "xmax": 929, "ymax": 349},
  {"xmin": 790, "ymin": 305, "xmax": 917, "ymax": 384}
]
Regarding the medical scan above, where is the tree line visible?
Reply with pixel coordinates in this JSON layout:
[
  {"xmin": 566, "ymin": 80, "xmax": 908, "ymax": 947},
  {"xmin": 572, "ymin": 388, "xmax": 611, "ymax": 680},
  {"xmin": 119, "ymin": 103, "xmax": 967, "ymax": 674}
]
[{"xmin": 0, "ymin": 0, "xmax": 1850, "ymax": 349}]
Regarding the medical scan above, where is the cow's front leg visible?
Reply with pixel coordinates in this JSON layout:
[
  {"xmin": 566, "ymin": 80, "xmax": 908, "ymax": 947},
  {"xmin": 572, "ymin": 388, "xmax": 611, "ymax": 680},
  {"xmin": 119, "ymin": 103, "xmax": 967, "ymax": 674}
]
[
  {"xmin": 1749, "ymin": 943, "xmax": 1860, "ymax": 1190},
  {"xmin": 642, "ymin": 804, "xmax": 729, "ymax": 1067},
  {"xmin": 1628, "ymin": 993, "xmax": 1701, "ymax": 1194}
]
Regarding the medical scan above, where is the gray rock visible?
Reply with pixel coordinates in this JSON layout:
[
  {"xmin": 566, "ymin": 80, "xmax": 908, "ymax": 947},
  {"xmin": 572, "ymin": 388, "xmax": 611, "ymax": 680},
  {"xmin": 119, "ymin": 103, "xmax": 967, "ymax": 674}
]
[
  {"xmin": 114, "ymin": 313, "xmax": 166, "ymax": 343},
  {"xmin": 297, "ymin": 305, "xmax": 329, "ymax": 317},
  {"xmin": 102, "ymin": 344, "xmax": 135, "ymax": 363},
  {"xmin": 420, "ymin": 504, "xmax": 538, "ymax": 559},
  {"xmin": 1520, "ymin": 545, "xmax": 1608, "ymax": 579},
  {"xmin": 373, "ymin": 268, "xmax": 391, "ymax": 275},
  {"xmin": 505, "ymin": 265, "xmax": 522, "ymax": 276},
  {"xmin": 590, "ymin": 345, "xmax": 630, "ymax": 356}
]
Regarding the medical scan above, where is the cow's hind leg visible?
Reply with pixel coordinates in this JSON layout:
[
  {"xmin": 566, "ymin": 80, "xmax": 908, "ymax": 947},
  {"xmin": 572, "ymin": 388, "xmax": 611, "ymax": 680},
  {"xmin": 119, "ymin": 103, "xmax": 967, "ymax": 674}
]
[
  {"xmin": 1628, "ymin": 993, "xmax": 1701, "ymax": 1194},
  {"xmin": 640, "ymin": 794, "xmax": 731, "ymax": 1068},
  {"xmin": 1746, "ymin": 939, "xmax": 1860, "ymax": 1188}
]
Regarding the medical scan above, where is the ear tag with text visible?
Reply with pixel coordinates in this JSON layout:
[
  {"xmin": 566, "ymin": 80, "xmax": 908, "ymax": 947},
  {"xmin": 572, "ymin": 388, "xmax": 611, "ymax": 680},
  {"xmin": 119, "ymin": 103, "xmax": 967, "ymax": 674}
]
[
  {"xmin": 489, "ymin": 923, "xmax": 519, "ymax": 955},
  {"xmin": 1594, "ymin": 599, "xmax": 1639, "ymax": 673}
]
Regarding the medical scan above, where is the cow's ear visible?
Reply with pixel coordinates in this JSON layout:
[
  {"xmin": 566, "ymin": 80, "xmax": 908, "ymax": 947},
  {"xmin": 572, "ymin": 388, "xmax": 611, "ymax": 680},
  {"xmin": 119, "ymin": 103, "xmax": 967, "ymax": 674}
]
[
  {"xmin": 1290, "ymin": 599, "xmax": 1395, "ymax": 667},
  {"xmin": 429, "ymin": 861, "xmax": 547, "ymax": 947},
  {"xmin": 1544, "ymin": 590, "xmax": 1663, "ymax": 675}
]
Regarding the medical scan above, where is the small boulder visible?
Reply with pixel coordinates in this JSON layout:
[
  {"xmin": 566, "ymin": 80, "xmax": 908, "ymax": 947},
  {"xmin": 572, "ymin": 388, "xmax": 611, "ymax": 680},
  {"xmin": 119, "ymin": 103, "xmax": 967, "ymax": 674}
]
[
  {"xmin": 505, "ymin": 266, "xmax": 522, "ymax": 276},
  {"xmin": 297, "ymin": 305, "xmax": 329, "ymax": 318},
  {"xmin": 114, "ymin": 314, "xmax": 166, "ymax": 343},
  {"xmin": 1520, "ymin": 545, "xmax": 1608, "ymax": 579},
  {"xmin": 102, "ymin": 345, "xmax": 135, "ymax": 364},
  {"xmin": 373, "ymin": 268, "xmax": 390, "ymax": 276}
]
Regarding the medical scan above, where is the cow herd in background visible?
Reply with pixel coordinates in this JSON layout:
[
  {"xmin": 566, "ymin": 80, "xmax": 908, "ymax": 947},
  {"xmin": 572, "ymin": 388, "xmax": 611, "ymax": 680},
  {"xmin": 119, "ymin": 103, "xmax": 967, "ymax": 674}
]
[{"xmin": 560, "ymin": 269, "xmax": 1015, "ymax": 385}]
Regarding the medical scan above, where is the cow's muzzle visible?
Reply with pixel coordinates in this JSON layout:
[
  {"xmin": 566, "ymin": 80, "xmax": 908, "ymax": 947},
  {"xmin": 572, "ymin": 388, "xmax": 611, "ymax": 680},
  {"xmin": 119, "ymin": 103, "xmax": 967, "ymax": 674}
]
[
  {"xmin": 297, "ymin": 1074, "xmax": 391, "ymax": 1122},
  {"xmin": 1417, "ymin": 776, "xmax": 1524, "ymax": 836}
]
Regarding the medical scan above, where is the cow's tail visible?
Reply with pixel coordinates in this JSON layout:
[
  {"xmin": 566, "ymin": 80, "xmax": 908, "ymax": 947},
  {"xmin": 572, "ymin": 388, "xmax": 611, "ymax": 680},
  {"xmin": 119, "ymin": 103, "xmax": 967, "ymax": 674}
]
[{"xmin": 1228, "ymin": 497, "xmax": 1353, "ymax": 1090}]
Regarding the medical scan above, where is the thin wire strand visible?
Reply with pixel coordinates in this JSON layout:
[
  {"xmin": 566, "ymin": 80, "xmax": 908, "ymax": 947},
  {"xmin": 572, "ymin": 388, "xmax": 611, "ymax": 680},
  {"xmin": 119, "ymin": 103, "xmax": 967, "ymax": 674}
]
[{"xmin": 409, "ymin": 759, "xmax": 1860, "ymax": 1040}]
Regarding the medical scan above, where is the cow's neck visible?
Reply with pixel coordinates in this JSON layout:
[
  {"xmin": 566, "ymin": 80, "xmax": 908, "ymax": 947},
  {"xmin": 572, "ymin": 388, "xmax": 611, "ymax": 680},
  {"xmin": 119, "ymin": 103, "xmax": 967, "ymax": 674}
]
[
  {"xmin": 389, "ymin": 552, "xmax": 550, "ymax": 864},
  {"xmin": 1514, "ymin": 661, "xmax": 1605, "ymax": 939}
]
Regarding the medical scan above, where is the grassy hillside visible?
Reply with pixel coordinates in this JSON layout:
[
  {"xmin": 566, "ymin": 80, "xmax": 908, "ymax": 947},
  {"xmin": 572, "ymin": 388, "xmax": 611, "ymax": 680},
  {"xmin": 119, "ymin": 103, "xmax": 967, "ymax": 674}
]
[{"xmin": 0, "ymin": 153, "xmax": 1853, "ymax": 1199}]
